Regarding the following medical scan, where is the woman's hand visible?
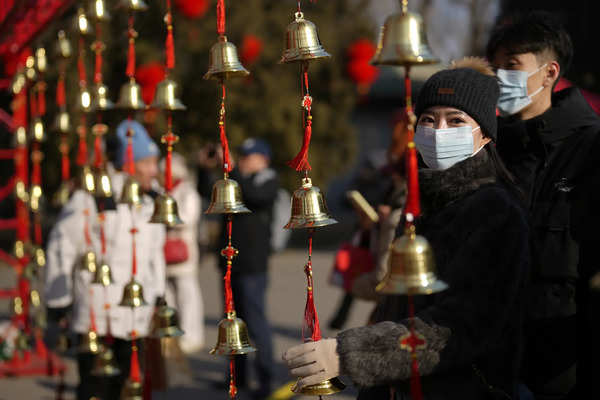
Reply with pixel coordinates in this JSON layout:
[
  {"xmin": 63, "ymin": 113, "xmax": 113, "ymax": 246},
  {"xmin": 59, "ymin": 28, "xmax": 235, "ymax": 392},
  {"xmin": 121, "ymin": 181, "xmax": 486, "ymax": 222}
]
[{"xmin": 282, "ymin": 338, "xmax": 340, "ymax": 392}]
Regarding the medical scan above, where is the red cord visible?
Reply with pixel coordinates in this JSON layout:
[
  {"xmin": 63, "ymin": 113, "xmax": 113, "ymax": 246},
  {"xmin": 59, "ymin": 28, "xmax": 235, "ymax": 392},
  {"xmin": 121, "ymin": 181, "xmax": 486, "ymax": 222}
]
[
  {"xmin": 219, "ymin": 84, "xmax": 232, "ymax": 173},
  {"xmin": 303, "ymin": 230, "xmax": 321, "ymax": 342},
  {"xmin": 131, "ymin": 228, "xmax": 138, "ymax": 276},
  {"xmin": 165, "ymin": 1, "xmax": 175, "ymax": 70},
  {"xmin": 126, "ymin": 16, "xmax": 136, "ymax": 78},
  {"xmin": 217, "ymin": 0, "xmax": 226, "ymax": 36}
]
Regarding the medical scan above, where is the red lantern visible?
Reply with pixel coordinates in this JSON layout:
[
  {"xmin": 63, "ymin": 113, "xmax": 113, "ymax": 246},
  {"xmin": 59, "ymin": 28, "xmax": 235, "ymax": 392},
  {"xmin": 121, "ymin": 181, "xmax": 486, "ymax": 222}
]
[
  {"xmin": 135, "ymin": 62, "xmax": 165, "ymax": 105},
  {"xmin": 174, "ymin": 0, "xmax": 209, "ymax": 19},
  {"xmin": 240, "ymin": 35, "xmax": 263, "ymax": 66},
  {"xmin": 346, "ymin": 39, "xmax": 379, "ymax": 88}
]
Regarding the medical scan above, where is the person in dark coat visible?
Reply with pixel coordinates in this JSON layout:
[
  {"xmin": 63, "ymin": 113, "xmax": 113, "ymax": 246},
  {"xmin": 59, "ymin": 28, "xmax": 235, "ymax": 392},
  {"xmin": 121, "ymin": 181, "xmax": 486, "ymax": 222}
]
[
  {"xmin": 282, "ymin": 59, "xmax": 530, "ymax": 400},
  {"xmin": 487, "ymin": 11, "xmax": 600, "ymax": 399}
]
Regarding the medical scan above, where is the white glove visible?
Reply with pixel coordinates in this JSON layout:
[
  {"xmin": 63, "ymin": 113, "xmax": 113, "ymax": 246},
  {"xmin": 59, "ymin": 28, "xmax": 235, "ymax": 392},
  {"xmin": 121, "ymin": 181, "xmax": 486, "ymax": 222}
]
[{"xmin": 282, "ymin": 338, "xmax": 340, "ymax": 392}]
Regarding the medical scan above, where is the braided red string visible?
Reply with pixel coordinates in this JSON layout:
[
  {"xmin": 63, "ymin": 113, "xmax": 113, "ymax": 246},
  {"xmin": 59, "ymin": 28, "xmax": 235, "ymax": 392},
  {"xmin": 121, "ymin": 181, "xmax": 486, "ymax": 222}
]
[
  {"xmin": 303, "ymin": 230, "xmax": 321, "ymax": 342},
  {"xmin": 165, "ymin": 1, "xmax": 175, "ymax": 70},
  {"xmin": 131, "ymin": 228, "xmax": 138, "ymax": 276},
  {"xmin": 56, "ymin": 77, "xmax": 66, "ymax": 107},
  {"xmin": 130, "ymin": 338, "xmax": 141, "ymax": 382},
  {"xmin": 126, "ymin": 16, "xmax": 136, "ymax": 78},
  {"xmin": 217, "ymin": 0, "xmax": 226, "ymax": 36},
  {"xmin": 287, "ymin": 69, "xmax": 313, "ymax": 171},
  {"xmin": 220, "ymin": 84, "xmax": 232, "ymax": 173}
]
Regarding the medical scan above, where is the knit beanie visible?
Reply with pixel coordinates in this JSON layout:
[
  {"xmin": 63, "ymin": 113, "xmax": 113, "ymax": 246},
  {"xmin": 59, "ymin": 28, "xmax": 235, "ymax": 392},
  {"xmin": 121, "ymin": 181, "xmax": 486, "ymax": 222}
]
[
  {"xmin": 415, "ymin": 64, "xmax": 500, "ymax": 141},
  {"xmin": 114, "ymin": 119, "xmax": 160, "ymax": 169}
]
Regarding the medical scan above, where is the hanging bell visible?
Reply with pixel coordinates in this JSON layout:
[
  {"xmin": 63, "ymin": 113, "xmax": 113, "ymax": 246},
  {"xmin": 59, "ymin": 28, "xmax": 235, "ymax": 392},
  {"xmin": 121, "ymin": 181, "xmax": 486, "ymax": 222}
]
[
  {"xmin": 376, "ymin": 225, "xmax": 447, "ymax": 295},
  {"xmin": 121, "ymin": 379, "xmax": 143, "ymax": 400},
  {"xmin": 210, "ymin": 311, "xmax": 257, "ymax": 356},
  {"xmin": 35, "ymin": 47, "xmax": 47, "ymax": 74},
  {"xmin": 11, "ymin": 71, "xmax": 26, "ymax": 94},
  {"xmin": 29, "ymin": 184, "xmax": 43, "ymax": 213},
  {"xmin": 119, "ymin": 278, "xmax": 148, "ymax": 308},
  {"xmin": 30, "ymin": 117, "xmax": 46, "ymax": 142},
  {"xmin": 94, "ymin": 167, "xmax": 113, "ymax": 199},
  {"xmin": 119, "ymin": 176, "xmax": 142, "ymax": 207},
  {"xmin": 205, "ymin": 178, "xmax": 251, "ymax": 214},
  {"xmin": 25, "ymin": 55, "xmax": 36, "ymax": 81},
  {"xmin": 91, "ymin": 346, "xmax": 121, "ymax": 376},
  {"xmin": 117, "ymin": 0, "xmax": 148, "ymax": 12},
  {"xmin": 79, "ymin": 329, "xmax": 101, "ymax": 354},
  {"xmin": 74, "ymin": 8, "xmax": 94, "ymax": 36},
  {"xmin": 280, "ymin": 12, "xmax": 331, "ymax": 64},
  {"xmin": 150, "ymin": 298, "xmax": 184, "ymax": 338},
  {"xmin": 370, "ymin": 5, "xmax": 438, "ymax": 66},
  {"xmin": 81, "ymin": 251, "xmax": 98, "ymax": 273},
  {"xmin": 77, "ymin": 86, "xmax": 94, "ymax": 113},
  {"xmin": 116, "ymin": 79, "xmax": 147, "ymax": 110},
  {"xmin": 149, "ymin": 194, "xmax": 183, "ymax": 227},
  {"xmin": 284, "ymin": 178, "xmax": 337, "ymax": 229},
  {"xmin": 88, "ymin": 0, "xmax": 111, "ymax": 21},
  {"xmin": 298, "ymin": 376, "xmax": 346, "ymax": 396},
  {"xmin": 30, "ymin": 289, "xmax": 42, "ymax": 308},
  {"xmin": 78, "ymin": 165, "xmax": 96, "ymax": 193},
  {"xmin": 91, "ymin": 82, "xmax": 115, "ymax": 111},
  {"xmin": 92, "ymin": 260, "xmax": 113, "ymax": 286},
  {"xmin": 53, "ymin": 111, "xmax": 71, "ymax": 134},
  {"xmin": 150, "ymin": 78, "xmax": 186, "ymax": 111},
  {"xmin": 14, "ymin": 240, "xmax": 26, "ymax": 259},
  {"xmin": 203, "ymin": 36, "xmax": 250, "ymax": 81},
  {"xmin": 31, "ymin": 245, "xmax": 46, "ymax": 269},
  {"xmin": 56, "ymin": 30, "xmax": 72, "ymax": 59},
  {"xmin": 53, "ymin": 181, "xmax": 71, "ymax": 207}
]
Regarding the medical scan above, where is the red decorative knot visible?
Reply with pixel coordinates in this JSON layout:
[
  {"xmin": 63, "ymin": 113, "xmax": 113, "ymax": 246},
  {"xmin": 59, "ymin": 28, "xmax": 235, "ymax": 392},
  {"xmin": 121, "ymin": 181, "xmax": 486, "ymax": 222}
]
[
  {"xmin": 131, "ymin": 330, "xmax": 138, "ymax": 339},
  {"xmin": 161, "ymin": 131, "xmax": 179, "ymax": 147},
  {"xmin": 301, "ymin": 94, "xmax": 312, "ymax": 111},
  {"xmin": 92, "ymin": 123, "xmax": 108, "ymax": 137},
  {"xmin": 221, "ymin": 245, "xmax": 238, "ymax": 260},
  {"xmin": 77, "ymin": 125, "xmax": 87, "ymax": 138},
  {"xmin": 399, "ymin": 331, "xmax": 426, "ymax": 353},
  {"xmin": 130, "ymin": 228, "xmax": 139, "ymax": 235}
]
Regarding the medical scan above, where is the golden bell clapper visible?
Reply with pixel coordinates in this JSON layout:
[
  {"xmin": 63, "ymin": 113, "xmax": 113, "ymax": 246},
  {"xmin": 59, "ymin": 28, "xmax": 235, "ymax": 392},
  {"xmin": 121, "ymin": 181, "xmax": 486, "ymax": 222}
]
[
  {"xmin": 92, "ymin": 346, "xmax": 120, "ymax": 377},
  {"xmin": 53, "ymin": 111, "xmax": 71, "ymax": 134},
  {"xmin": 35, "ymin": 47, "xmax": 47, "ymax": 74},
  {"xmin": 150, "ymin": 78, "xmax": 186, "ymax": 110},
  {"xmin": 116, "ymin": 78, "xmax": 146, "ymax": 110},
  {"xmin": 31, "ymin": 117, "xmax": 46, "ymax": 142},
  {"xmin": 299, "ymin": 376, "xmax": 346, "ymax": 396},
  {"xmin": 119, "ymin": 176, "xmax": 142, "ymax": 207},
  {"xmin": 79, "ymin": 165, "xmax": 96, "ymax": 193},
  {"xmin": 150, "ymin": 298, "xmax": 184, "ymax": 338},
  {"xmin": 280, "ymin": 12, "xmax": 331, "ymax": 64},
  {"xmin": 74, "ymin": 8, "xmax": 94, "ymax": 36},
  {"xmin": 204, "ymin": 36, "xmax": 250, "ymax": 81},
  {"xmin": 91, "ymin": 82, "xmax": 115, "ymax": 111},
  {"xmin": 118, "ymin": 0, "xmax": 148, "ymax": 12},
  {"xmin": 370, "ymin": 4, "xmax": 438, "ymax": 66},
  {"xmin": 79, "ymin": 329, "xmax": 101, "ymax": 354},
  {"xmin": 149, "ymin": 194, "xmax": 183, "ymax": 227},
  {"xmin": 81, "ymin": 250, "xmax": 98, "ymax": 273},
  {"xmin": 92, "ymin": 260, "xmax": 113, "ymax": 286},
  {"xmin": 29, "ymin": 183, "xmax": 43, "ymax": 213},
  {"xmin": 89, "ymin": 0, "xmax": 111, "ymax": 21},
  {"xmin": 284, "ymin": 178, "xmax": 337, "ymax": 229},
  {"xmin": 205, "ymin": 178, "xmax": 251, "ymax": 214},
  {"xmin": 121, "ymin": 379, "xmax": 143, "ymax": 400},
  {"xmin": 376, "ymin": 225, "xmax": 447, "ymax": 295},
  {"xmin": 119, "ymin": 278, "xmax": 148, "ymax": 308},
  {"xmin": 210, "ymin": 311, "xmax": 256, "ymax": 356},
  {"xmin": 94, "ymin": 167, "xmax": 113, "ymax": 199}
]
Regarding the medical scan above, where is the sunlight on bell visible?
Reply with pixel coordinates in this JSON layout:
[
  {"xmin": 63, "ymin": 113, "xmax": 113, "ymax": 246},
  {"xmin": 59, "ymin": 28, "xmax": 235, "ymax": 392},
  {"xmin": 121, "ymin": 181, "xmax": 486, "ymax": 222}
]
[
  {"xmin": 81, "ymin": 91, "xmax": 91, "ymax": 109},
  {"xmin": 35, "ymin": 48, "xmax": 47, "ymax": 73},
  {"xmin": 95, "ymin": 0, "xmax": 106, "ymax": 19},
  {"xmin": 78, "ymin": 14, "xmax": 89, "ymax": 33},
  {"xmin": 409, "ymin": 18, "xmax": 419, "ymax": 56}
]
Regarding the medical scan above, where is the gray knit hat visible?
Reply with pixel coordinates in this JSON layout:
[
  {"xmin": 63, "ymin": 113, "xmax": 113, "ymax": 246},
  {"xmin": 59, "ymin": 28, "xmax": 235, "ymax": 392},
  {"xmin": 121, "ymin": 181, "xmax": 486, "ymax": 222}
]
[{"xmin": 415, "ymin": 66, "xmax": 500, "ymax": 141}]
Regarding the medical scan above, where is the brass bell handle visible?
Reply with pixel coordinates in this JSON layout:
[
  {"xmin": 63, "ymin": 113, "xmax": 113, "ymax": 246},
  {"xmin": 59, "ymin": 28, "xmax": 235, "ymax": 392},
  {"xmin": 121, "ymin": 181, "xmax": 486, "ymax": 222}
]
[{"xmin": 295, "ymin": 11, "xmax": 304, "ymax": 21}]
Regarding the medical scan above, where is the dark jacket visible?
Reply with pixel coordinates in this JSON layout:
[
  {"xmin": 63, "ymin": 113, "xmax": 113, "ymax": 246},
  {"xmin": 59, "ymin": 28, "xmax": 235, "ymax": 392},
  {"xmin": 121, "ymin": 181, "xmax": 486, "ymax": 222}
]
[
  {"xmin": 497, "ymin": 88, "xmax": 600, "ymax": 395},
  {"xmin": 336, "ymin": 150, "xmax": 529, "ymax": 400}
]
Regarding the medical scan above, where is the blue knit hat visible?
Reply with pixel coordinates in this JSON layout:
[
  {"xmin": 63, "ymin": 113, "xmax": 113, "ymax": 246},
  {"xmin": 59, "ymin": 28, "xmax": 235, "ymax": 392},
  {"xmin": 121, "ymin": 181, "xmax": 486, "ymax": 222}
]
[
  {"xmin": 114, "ymin": 120, "xmax": 160, "ymax": 169},
  {"xmin": 238, "ymin": 138, "xmax": 271, "ymax": 159}
]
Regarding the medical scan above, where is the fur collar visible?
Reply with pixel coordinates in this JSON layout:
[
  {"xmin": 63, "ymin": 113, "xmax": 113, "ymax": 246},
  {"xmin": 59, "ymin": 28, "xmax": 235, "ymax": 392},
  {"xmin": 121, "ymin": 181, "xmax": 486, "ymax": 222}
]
[{"xmin": 419, "ymin": 148, "xmax": 496, "ymax": 216}]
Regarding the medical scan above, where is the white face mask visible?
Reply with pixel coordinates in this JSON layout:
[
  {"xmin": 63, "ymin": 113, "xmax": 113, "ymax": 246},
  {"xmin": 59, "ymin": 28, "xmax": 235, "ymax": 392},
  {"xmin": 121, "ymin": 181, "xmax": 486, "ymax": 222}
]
[
  {"xmin": 496, "ymin": 63, "xmax": 547, "ymax": 116},
  {"xmin": 414, "ymin": 125, "xmax": 481, "ymax": 170}
]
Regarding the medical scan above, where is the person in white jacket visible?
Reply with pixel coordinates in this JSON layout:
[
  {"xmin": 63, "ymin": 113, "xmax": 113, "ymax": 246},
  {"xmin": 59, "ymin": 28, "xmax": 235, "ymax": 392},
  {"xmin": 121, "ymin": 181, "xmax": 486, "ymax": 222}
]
[
  {"xmin": 159, "ymin": 152, "xmax": 204, "ymax": 353},
  {"xmin": 44, "ymin": 119, "xmax": 166, "ymax": 400}
]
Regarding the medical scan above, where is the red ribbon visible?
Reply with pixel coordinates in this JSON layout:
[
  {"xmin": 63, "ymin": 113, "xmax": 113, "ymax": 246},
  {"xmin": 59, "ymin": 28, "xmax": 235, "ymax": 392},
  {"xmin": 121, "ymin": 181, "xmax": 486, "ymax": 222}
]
[
  {"xmin": 130, "ymin": 337, "xmax": 141, "ymax": 382},
  {"xmin": 217, "ymin": 0, "xmax": 226, "ymax": 36},
  {"xmin": 303, "ymin": 230, "xmax": 321, "ymax": 342}
]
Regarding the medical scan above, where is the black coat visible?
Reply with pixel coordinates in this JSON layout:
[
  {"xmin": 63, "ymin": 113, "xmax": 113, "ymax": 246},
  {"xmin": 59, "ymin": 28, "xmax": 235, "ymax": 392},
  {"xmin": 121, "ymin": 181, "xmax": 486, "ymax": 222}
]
[
  {"xmin": 497, "ymin": 88, "xmax": 600, "ymax": 395},
  {"xmin": 337, "ymin": 150, "xmax": 530, "ymax": 400}
]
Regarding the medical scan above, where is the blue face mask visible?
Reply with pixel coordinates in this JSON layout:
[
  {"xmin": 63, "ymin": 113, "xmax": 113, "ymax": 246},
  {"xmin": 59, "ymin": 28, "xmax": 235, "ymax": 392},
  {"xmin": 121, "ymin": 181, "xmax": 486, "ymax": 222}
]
[
  {"xmin": 414, "ymin": 125, "xmax": 480, "ymax": 170},
  {"xmin": 496, "ymin": 64, "xmax": 547, "ymax": 116}
]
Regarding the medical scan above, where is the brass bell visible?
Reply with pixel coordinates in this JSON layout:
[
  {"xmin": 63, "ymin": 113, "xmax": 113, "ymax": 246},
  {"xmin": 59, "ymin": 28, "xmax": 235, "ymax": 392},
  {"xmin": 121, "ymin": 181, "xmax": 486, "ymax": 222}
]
[
  {"xmin": 280, "ymin": 12, "xmax": 331, "ymax": 64},
  {"xmin": 74, "ymin": 8, "xmax": 94, "ymax": 36},
  {"xmin": 150, "ymin": 298, "xmax": 184, "ymax": 338},
  {"xmin": 210, "ymin": 311, "xmax": 257, "ymax": 356},
  {"xmin": 30, "ymin": 289, "xmax": 42, "ymax": 308},
  {"xmin": 91, "ymin": 347, "xmax": 121, "ymax": 377},
  {"xmin": 25, "ymin": 55, "xmax": 36, "ymax": 81},
  {"xmin": 119, "ymin": 278, "xmax": 148, "ymax": 308},
  {"xmin": 29, "ymin": 184, "xmax": 43, "ymax": 213},
  {"xmin": 284, "ymin": 178, "xmax": 337, "ymax": 229},
  {"xmin": 53, "ymin": 181, "xmax": 71, "ymax": 207},
  {"xmin": 30, "ymin": 117, "xmax": 46, "ymax": 142},
  {"xmin": 376, "ymin": 225, "xmax": 447, "ymax": 295},
  {"xmin": 79, "ymin": 329, "xmax": 101, "ymax": 354},
  {"xmin": 92, "ymin": 260, "xmax": 113, "ymax": 286},
  {"xmin": 32, "ymin": 245, "xmax": 46, "ymax": 269},
  {"xmin": 79, "ymin": 165, "xmax": 96, "ymax": 193},
  {"xmin": 298, "ymin": 376, "xmax": 346, "ymax": 396},
  {"xmin": 53, "ymin": 111, "xmax": 71, "ymax": 134},
  {"xmin": 14, "ymin": 240, "xmax": 26, "ymax": 259},
  {"xmin": 116, "ymin": 79, "xmax": 147, "ymax": 110},
  {"xmin": 35, "ymin": 47, "xmax": 47, "ymax": 74},
  {"xmin": 89, "ymin": 0, "xmax": 111, "ymax": 21},
  {"xmin": 15, "ymin": 179, "xmax": 29, "ymax": 203},
  {"xmin": 81, "ymin": 251, "xmax": 98, "ymax": 273},
  {"xmin": 149, "ymin": 194, "xmax": 183, "ymax": 227},
  {"xmin": 91, "ymin": 82, "xmax": 115, "ymax": 111},
  {"xmin": 56, "ymin": 30, "xmax": 72, "ymax": 59},
  {"xmin": 204, "ymin": 36, "xmax": 250, "ymax": 81},
  {"xmin": 119, "ymin": 176, "xmax": 142, "ymax": 207},
  {"xmin": 11, "ymin": 71, "xmax": 26, "ymax": 94},
  {"xmin": 121, "ymin": 378, "xmax": 143, "ymax": 400},
  {"xmin": 205, "ymin": 178, "xmax": 251, "ymax": 215},
  {"xmin": 77, "ymin": 86, "xmax": 94, "ymax": 112},
  {"xmin": 117, "ymin": 0, "xmax": 148, "ymax": 12},
  {"xmin": 150, "ymin": 78, "xmax": 186, "ymax": 110},
  {"xmin": 94, "ymin": 167, "xmax": 113, "ymax": 199},
  {"xmin": 370, "ymin": 5, "xmax": 438, "ymax": 66}
]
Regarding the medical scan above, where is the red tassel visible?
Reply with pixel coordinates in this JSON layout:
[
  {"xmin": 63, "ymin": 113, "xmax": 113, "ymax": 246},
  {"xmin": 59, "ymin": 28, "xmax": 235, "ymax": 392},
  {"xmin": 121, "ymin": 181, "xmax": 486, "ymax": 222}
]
[
  {"xmin": 34, "ymin": 220, "xmax": 42, "ymax": 245},
  {"xmin": 303, "ymin": 232, "xmax": 321, "ymax": 342},
  {"xmin": 94, "ymin": 136, "xmax": 103, "ymax": 168},
  {"xmin": 130, "ymin": 339, "xmax": 141, "ymax": 383},
  {"xmin": 31, "ymin": 144, "xmax": 41, "ymax": 185},
  {"xmin": 229, "ymin": 358, "xmax": 237, "ymax": 398},
  {"xmin": 56, "ymin": 77, "xmax": 66, "ymax": 107},
  {"xmin": 165, "ymin": 147, "xmax": 173, "ymax": 192},
  {"xmin": 94, "ymin": 47, "xmax": 103, "ymax": 84},
  {"xmin": 127, "ymin": 16, "xmax": 136, "ymax": 78},
  {"xmin": 131, "ymin": 228, "xmax": 138, "ymax": 276},
  {"xmin": 77, "ymin": 120, "xmax": 88, "ymax": 167},
  {"xmin": 404, "ymin": 145, "xmax": 421, "ymax": 218},
  {"xmin": 223, "ymin": 218, "xmax": 235, "ymax": 313},
  {"xmin": 77, "ymin": 39, "xmax": 87, "ymax": 85},
  {"xmin": 60, "ymin": 137, "xmax": 70, "ymax": 180},
  {"xmin": 165, "ymin": 24, "xmax": 175, "ymax": 70},
  {"xmin": 37, "ymin": 86, "xmax": 46, "ymax": 116},
  {"xmin": 287, "ymin": 118, "xmax": 312, "ymax": 171},
  {"xmin": 217, "ymin": 0, "xmax": 226, "ymax": 36}
]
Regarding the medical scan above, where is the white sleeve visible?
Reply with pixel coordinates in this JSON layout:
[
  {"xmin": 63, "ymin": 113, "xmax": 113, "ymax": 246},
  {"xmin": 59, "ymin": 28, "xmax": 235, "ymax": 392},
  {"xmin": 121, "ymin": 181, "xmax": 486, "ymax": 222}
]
[{"xmin": 151, "ymin": 224, "xmax": 167, "ymax": 298}]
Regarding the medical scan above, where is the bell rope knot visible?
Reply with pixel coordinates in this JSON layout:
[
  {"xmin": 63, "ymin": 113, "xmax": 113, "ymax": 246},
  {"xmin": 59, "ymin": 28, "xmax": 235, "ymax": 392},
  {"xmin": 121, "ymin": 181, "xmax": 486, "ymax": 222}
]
[
  {"xmin": 92, "ymin": 40, "xmax": 106, "ymax": 84},
  {"xmin": 399, "ymin": 330, "xmax": 426, "ymax": 353},
  {"xmin": 221, "ymin": 245, "xmax": 239, "ymax": 261}
]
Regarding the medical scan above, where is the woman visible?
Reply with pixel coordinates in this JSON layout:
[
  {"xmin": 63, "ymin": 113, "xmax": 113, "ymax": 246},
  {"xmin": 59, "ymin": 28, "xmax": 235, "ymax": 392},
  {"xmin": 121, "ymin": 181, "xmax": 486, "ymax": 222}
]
[{"xmin": 283, "ymin": 58, "xmax": 530, "ymax": 399}]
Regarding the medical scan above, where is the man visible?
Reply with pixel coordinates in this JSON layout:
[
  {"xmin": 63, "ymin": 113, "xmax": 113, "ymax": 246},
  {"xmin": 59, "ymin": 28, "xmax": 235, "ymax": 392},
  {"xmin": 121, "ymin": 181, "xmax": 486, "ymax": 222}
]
[
  {"xmin": 487, "ymin": 11, "xmax": 600, "ymax": 399},
  {"xmin": 45, "ymin": 120, "xmax": 166, "ymax": 399},
  {"xmin": 198, "ymin": 138, "xmax": 278, "ymax": 400}
]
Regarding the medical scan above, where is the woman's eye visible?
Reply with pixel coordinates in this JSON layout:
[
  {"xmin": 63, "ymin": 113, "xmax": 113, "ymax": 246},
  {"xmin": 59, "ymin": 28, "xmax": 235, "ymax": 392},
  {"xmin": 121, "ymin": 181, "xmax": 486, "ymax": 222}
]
[
  {"xmin": 420, "ymin": 116, "xmax": 434, "ymax": 123},
  {"xmin": 450, "ymin": 118, "xmax": 466, "ymax": 124}
]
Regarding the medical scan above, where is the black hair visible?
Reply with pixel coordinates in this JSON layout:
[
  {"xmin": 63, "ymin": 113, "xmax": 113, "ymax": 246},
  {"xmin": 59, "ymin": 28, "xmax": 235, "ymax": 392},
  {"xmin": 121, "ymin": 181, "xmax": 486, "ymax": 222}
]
[
  {"xmin": 486, "ymin": 11, "xmax": 573, "ymax": 77},
  {"xmin": 485, "ymin": 144, "xmax": 525, "ymax": 203}
]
